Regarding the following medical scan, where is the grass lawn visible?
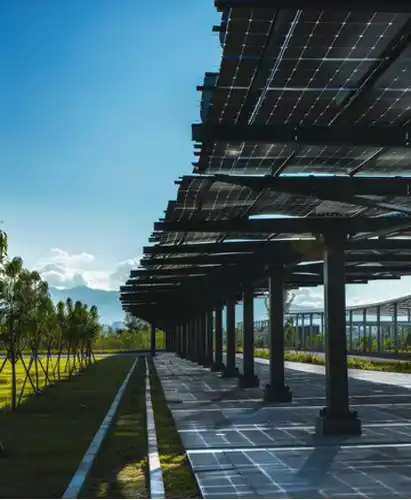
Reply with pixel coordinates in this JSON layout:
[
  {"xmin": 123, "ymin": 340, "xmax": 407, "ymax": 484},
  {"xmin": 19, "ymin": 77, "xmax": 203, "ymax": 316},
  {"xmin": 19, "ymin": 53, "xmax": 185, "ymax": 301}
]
[
  {"xmin": 0, "ymin": 355, "xmax": 135, "ymax": 499},
  {"xmin": 148, "ymin": 358, "xmax": 200, "ymax": 499},
  {"xmin": 80, "ymin": 356, "xmax": 148, "ymax": 499},
  {"xmin": 253, "ymin": 348, "xmax": 411, "ymax": 372},
  {"xmin": 0, "ymin": 356, "xmax": 81, "ymax": 410}
]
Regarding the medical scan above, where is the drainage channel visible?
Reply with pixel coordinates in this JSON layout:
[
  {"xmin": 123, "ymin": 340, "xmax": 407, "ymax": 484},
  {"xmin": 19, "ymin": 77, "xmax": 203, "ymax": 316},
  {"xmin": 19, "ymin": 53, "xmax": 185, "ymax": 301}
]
[{"xmin": 145, "ymin": 356, "xmax": 166, "ymax": 499}]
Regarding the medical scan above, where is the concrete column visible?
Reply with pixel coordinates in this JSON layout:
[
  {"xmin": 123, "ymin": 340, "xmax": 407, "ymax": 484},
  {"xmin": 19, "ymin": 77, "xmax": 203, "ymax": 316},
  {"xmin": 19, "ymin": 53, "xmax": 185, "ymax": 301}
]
[
  {"xmin": 176, "ymin": 325, "xmax": 181, "ymax": 356},
  {"xmin": 170, "ymin": 326, "xmax": 175, "ymax": 353},
  {"xmin": 320, "ymin": 312, "xmax": 324, "ymax": 339},
  {"xmin": 222, "ymin": 298, "xmax": 239, "ymax": 378},
  {"xmin": 197, "ymin": 313, "xmax": 206, "ymax": 365},
  {"xmin": 192, "ymin": 317, "xmax": 199, "ymax": 362},
  {"xmin": 264, "ymin": 267, "xmax": 292, "ymax": 403},
  {"xmin": 212, "ymin": 302, "xmax": 225, "ymax": 371},
  {"xmin": 315, "ymin": 233, "xmax": 361, "ymax": 437},
  {"xmin": 239, "ymin": 285, "xmax": 259, "ymax": 388},
  {"xmin": 180, "ymin": 323, "xmax": 186, "ymax": 358},
  {"xmin": 203, "ymin": 309, "xmax": 214, "ymax": 367},
  {"xmin": 195, "ymin": 316, "xmax": 201, "ymax": 363},
  {"xmin": 190, "ymin": 319, "xmax": 196, "ymax": 360},
  {"xmin": 179, "ymin": 325, "xmax": 184, "ymax": 356},
  {"xmin": 151, "ymin": 322, "xmax": 156, "ymax": 357}
]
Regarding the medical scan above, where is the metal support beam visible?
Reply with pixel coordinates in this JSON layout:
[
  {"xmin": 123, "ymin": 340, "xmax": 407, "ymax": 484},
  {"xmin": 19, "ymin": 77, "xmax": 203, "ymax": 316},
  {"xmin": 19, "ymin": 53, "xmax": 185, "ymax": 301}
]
[
  {"xmin": 264, "ymin": 266, "xmax": 292, "ymax": 403},
  {"xmin": 155, "ymin": 216, "xmax": 411, "ymax": 235},
  {"xmin": 315, "ymin": 233, "xmax": 361, "ymax": 436},
  {"xmin": 142, "ymin": 238, "xmax": 411, "ymax": 256},
  {"xmin": 212, "ymin": 303, "xmax": 225, "ymax": 371},
  {"xmin": 239, "ymin": 285, "xmax": 259, "ymax": 388},
  {"xmin": 222, "ymin": 298, "xmax": 239, "ymax": 378},
  {"xmin": 192, "ymin": 123, "xmax": 411, "ymax": 149},
  {"xmin": 213, "ymin": 174, "xmax": 411, "ymax": 197},
  {"xmin": 214, "ymin": 0, "xmax": 411, "ymax": 12}
]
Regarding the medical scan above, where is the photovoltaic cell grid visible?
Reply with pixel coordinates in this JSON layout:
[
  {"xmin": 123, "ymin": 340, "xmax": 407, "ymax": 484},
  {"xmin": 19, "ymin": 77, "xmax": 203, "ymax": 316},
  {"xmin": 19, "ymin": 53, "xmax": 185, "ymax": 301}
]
[
  {"xmin": 150, "ymin": 175, "xmax": 411, "ymax": 246},
  {"xmin": 197, "ymin": 8, "xmax": 411, "ymax": 176},
  {"xmin": 151, "ymin": 8, "xmax": 411, "ymax": 247},
  {"xmin": 122, "ymin": 5, "xmax": 411, "ymax": 312}
]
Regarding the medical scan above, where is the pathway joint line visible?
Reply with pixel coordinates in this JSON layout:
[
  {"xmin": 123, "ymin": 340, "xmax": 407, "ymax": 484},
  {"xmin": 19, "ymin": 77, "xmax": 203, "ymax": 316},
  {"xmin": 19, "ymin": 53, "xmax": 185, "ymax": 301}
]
[
  {"xmin": 62, "ymin": 357, "xmax": 138, "ymax": 499},
  {"xmin": 146, "ymin": 357, "xmax": 166, "ymax": 499}
]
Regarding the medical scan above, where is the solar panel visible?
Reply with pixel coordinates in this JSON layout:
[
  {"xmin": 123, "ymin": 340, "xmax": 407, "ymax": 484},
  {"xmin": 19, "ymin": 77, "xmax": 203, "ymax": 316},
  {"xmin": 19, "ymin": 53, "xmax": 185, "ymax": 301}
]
[{"xmin": 123, "ymin": 3, "xmax": 411, "ymax": 317}]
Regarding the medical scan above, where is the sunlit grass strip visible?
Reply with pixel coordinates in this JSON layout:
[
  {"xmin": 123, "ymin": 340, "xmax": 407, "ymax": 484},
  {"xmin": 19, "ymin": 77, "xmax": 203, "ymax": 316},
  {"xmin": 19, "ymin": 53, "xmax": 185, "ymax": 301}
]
[
  {"xmin": 0, "ymin": 356, "xmax": 135, "ymax": 499},
  {"xmin": 79, "ymin": 357, "xmax": 149, "ymax": 499},
  {"xmin": 63, "ymin": 358, "xmax": 138, "ymax": 499},
  {"xmin": 0, "ymin": 356, "xmax": 93, "ymax": 410},
  {"xmin": 253, "ymin": 348, "xmax": 411, "ymax": 372},
  {"xmin": 149, "ymin": 358, "xmax": 200, "ymax": 499}
]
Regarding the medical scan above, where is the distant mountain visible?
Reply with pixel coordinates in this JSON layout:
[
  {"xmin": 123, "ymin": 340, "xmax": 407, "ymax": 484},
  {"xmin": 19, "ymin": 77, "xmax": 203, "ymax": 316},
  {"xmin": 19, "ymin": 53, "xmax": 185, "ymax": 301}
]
[
  {"xmin": 49, "ymin": 286, "xmax": 123, "ymax": 326},
  {"xmin": 47, "ymin": 285, "xmax": 318, "ymax": 326}
]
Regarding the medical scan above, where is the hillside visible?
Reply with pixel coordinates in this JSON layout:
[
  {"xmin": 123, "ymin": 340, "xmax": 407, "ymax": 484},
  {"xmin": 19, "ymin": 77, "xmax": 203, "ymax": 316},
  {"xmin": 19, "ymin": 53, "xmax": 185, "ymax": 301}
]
[
  {"xmin": 48, "ymin": 286, "xmax": 314, "ymax": 326},
  {"xmin": 48, "ymin": 286, "xmax": 123, "ymax": 326}
]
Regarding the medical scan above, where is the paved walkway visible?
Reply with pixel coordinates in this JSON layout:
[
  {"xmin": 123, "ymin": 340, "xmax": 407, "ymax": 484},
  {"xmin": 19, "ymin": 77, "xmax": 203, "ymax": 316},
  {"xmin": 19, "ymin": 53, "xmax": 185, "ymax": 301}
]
[{"xmin": 155, "ymin": 353, "xmax": 411, "ymax": 499}]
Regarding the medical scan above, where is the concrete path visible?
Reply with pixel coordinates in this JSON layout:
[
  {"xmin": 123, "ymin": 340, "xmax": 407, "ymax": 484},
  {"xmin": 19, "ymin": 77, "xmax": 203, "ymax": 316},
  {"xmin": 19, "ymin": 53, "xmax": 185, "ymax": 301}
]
[{"xmin": 155, "ymin": 353, "xmax": 411, "ymax": 499}]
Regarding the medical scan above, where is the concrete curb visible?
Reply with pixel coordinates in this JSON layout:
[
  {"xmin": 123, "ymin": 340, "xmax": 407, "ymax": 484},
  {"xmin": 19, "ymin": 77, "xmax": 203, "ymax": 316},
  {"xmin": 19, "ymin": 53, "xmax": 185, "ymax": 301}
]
[
  {"xmin": 145, "ymin": 357, "xmax": 166, "ymax": 499},
  {"xmin": 62, "ymin": 357, "xmax": 138, "ymax": 499}
]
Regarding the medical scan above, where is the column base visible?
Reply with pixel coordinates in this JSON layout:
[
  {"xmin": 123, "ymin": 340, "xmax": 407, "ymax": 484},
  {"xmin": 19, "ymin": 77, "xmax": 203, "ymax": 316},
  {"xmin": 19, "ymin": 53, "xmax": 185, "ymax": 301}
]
[
  {"xmin": 239, "ymin": 373, "xmax": 260, "ymax": 389},
  {"xmin": 264, "ymin": 383, "xmax": 292, "ymax": 404},
  {"xmin": 151, "ymin": 352, "xmax": 156, "ymax": 358},
  {"xmin": 211, "ymin": 362, "xmax": 226, "ymax": 372},
  {"xmin": 315, "ymin": 408, "xmax": 362, "ymax": 437},
  {"xmin": 221, "ymin": 366, "xmax": 240, "ymax": 378},
  {"xmin": 202, "ymin": 359, "xmax": 213, "ymax": 368}
]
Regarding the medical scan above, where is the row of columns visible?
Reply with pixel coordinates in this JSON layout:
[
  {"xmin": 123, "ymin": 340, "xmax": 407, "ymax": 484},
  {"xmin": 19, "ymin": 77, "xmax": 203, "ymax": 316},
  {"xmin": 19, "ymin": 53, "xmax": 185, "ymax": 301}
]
[{"xmin": 157, "ymin": 234, "xmax": 362, "ymax": 437}]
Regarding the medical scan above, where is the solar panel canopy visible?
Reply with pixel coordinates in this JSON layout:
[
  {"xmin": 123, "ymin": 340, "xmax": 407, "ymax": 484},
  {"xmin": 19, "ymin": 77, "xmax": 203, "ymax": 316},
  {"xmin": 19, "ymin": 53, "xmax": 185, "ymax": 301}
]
[{"xmin": 121, "ymin": 1, "xmax": 411, "ymax": 324}]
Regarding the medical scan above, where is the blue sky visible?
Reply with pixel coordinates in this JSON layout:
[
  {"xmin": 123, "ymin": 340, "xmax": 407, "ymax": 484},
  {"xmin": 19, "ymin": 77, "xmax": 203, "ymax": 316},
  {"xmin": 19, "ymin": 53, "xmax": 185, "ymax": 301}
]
[
  {"xmin": 0, "ymin": 0, "xmax": 220, "ymax": 276},
  {"xmin": 1, "ymin": 0, "xmax": 411, "ymax": 308}
]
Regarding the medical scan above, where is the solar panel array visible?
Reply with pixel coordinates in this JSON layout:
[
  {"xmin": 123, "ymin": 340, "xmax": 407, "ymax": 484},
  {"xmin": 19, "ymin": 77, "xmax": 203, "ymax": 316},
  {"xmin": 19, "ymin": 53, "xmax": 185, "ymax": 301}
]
[{"xmin": 121, "ymin": 1, "xmax": 411, "ymax": 323}]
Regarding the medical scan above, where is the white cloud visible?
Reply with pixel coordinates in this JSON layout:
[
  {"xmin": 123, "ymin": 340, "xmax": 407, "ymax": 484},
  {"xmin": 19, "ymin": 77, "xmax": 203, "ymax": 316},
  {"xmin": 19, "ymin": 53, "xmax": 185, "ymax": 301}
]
[
  {"xmin": 34, "ymin": 248, "xmax": 140, "ymax": 291},
  {"xmin": 33, "ymin": 248, "xmax": 411, "ymax": 307},
  {"xmin": 107, "ymin": 258, "xmax": 141, "ymax": 290},
  {"xmin": 292, "ymin": 287, "xmax": 324, "ymax": 309}
]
